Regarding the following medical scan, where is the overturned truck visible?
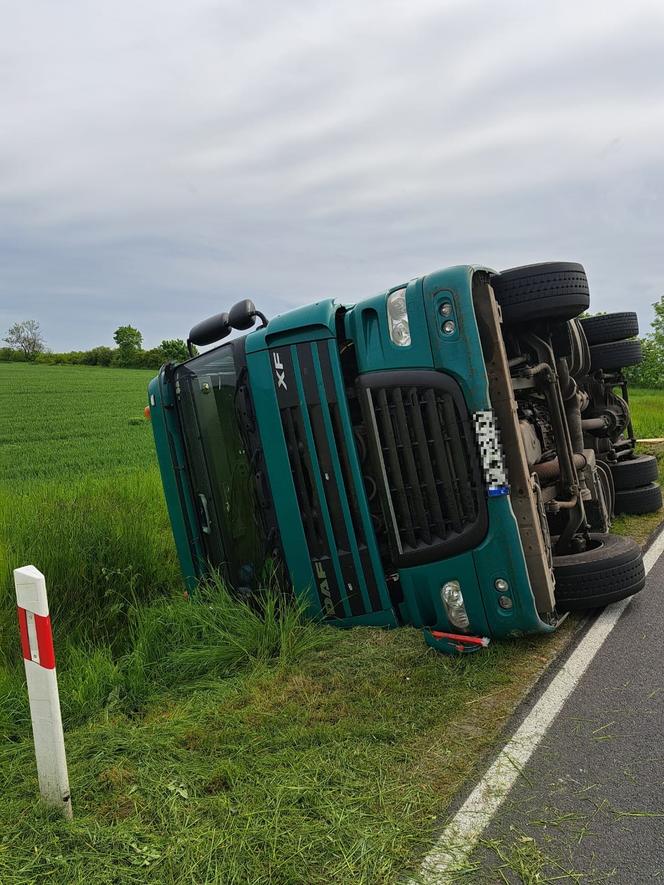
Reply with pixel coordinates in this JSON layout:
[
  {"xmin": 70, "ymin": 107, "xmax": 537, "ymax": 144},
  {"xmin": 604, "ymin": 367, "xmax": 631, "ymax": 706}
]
[{"xmin": 148, "ymin": 262, "xmax": 650, "ymax": 653}]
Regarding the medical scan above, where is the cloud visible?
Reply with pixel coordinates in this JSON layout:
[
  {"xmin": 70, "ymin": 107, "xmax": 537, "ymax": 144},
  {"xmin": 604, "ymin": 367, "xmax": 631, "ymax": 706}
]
[{"xmin": 1, "ymin": 0, "xmax": 664, "ymax": 349}]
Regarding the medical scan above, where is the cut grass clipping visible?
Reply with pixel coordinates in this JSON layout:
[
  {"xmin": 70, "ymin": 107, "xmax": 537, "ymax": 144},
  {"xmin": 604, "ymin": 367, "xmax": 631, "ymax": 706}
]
[{"xmin": 0, "ymin": 362, "xmax": 662, "ymax": 883}]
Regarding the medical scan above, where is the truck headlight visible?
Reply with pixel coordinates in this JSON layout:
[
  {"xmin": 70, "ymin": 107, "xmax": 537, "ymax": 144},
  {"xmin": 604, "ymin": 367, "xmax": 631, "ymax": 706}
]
[
  {"xmin": 441, "ymin": 580, "xmax": 470, "ymax": 630},
  {"xmin": 387, "ymin": 288, "xmax": 410, "ymax": 346}
]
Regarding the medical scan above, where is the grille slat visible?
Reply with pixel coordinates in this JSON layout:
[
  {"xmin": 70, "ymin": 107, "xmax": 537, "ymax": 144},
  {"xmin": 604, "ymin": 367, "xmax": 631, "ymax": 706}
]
[
  {"xmin": 392, "ymin": 387, "xmax": 431, "ymax": 544},
  {"xmin": 423, "ymin": 389, "xmax": 464, "ymax": 533},
  {"xmin": 308, "ymin": 403, "xmax": 349, "ymax": 554},
  {"xmin": 376, "ymin": 388, "xmax": 417, "ymax": 548},
  {"xmin": 328, "ymin": 402, "xmax": 385, "ymax": 614},
  {"xmin": 283, "ymin": 407, "xmax": 321, "ymax": 551},
  {"xmin": 406, "ymin": 386, "xmax": 446, "ymax": 536},
  {"xmin": 442, "ymin": 395, "xmax": 477, "ymax": 520}
]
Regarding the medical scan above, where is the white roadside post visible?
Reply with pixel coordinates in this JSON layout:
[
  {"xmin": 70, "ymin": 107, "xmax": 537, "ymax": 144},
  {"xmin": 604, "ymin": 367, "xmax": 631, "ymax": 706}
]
[{"xmin": 14, "ymin": 565, "xmax": 72, "ymax": 820}]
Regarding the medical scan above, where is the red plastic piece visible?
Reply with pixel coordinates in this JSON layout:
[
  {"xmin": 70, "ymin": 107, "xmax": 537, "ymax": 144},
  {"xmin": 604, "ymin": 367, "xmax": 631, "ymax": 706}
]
[{"xmin": 429, "ymin": 630, "xmax": 490, "ymax": 647}]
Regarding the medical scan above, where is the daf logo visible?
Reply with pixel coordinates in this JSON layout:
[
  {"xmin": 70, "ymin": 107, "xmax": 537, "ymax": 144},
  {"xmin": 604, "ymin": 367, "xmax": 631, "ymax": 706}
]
[
  {"xmin": 314, "ymin": 561, "xmax": 335, "ymax": 616},
  {"xmin": 273, "ymin": 352, "xmax": 287, "ymax": 390}
]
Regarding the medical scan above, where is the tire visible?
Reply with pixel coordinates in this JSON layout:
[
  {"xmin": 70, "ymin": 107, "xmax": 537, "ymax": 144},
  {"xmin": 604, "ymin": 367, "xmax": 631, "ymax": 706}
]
[
  {"xmin": 609, "ymin": 454, "xmax": 659, "ymax": 492},
  {"xmin": 491, "ymin": 262, "xmax": 590, "ymax": 325},
  {"xmin": 553, "ymin": 533, "xmax": 645, "ymax": 611},
  {"xmin": 589, "ymin": 339, "xmax": 642, "ymax": 371},
  {"xmin": 614, "ymin": 482, "xmax": 663, "ymax": 515},
  {"xmin": 580, "ymin": 312, "xmax": 639, "ymax": 345}
]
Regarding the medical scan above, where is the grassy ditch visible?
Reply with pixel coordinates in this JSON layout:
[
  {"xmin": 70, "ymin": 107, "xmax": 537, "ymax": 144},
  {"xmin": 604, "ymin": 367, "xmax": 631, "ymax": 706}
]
[
  {"xmin": 0, "ymin": 472, "xmax": 181, "ymax": 655},
  {"xmin": 0, "ymin": 611, "xmax": 577, "ymax": 884},
  {"xmin": 0, "ymin": 364, "xmax": 662, "ymax": 883}
]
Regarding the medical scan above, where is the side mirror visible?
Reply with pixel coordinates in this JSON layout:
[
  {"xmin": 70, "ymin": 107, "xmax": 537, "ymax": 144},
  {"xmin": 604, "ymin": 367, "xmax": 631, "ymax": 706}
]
[
  {"xmin": 188, "ymin": 312, "xmax": 231, "ymax": 348},
  {"xmin": 228, "ymin": 299, "xmax": 259, "ymax": 331}
]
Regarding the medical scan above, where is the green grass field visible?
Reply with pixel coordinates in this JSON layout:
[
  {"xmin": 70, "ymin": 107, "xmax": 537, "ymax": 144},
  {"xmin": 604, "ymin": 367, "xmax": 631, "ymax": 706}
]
[
  {"xmin": 0, "ymin": 363, "xmax": 662, "ymax": 884},
  {"xmin": 626, "ymin": 388, "xmax": 664, "ymax": 439},
  {"xmin": 0, "ymin": 363, "xmax": 156, "ymax": 482}
]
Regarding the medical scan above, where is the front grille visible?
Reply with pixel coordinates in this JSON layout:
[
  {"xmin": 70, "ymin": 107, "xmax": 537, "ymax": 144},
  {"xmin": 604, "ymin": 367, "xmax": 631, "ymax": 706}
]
[
  {"xmin": 358, "ymin": 371, "xmax": 487, "ymax": 567},
  {"xmin": 272, "ymin": 341, "xmax": 389, "ymax": 620}
]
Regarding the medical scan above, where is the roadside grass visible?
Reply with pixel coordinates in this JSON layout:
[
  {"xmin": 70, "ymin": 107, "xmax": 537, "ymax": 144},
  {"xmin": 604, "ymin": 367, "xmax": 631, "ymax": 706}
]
[
  {"xmin": 0, "ymin": 622, "xmax": 577, "ymax": 884},
  {"xmin": 0, "ymin": 471, "xmax": 181, "ymax": 658},
  {"xmin": 0, "ymin": 575, "xmax": 328, "ymax": 738},
  {"xmin": 627, "ymin": 388, "xmax": 664, "ymax": 439}
]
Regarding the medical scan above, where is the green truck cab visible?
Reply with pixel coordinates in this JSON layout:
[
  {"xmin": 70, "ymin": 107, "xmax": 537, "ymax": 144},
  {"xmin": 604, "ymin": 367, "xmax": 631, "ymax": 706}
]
[{"xmin": 148, "ymin": 262, "xmax": 646, "ymax": 654}]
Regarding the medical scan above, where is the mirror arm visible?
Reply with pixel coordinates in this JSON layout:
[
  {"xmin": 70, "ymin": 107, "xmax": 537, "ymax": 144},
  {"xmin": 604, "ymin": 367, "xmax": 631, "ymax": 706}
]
[{"xmin": 254, "ymin": 310, "xmax": 269, "ymax": 328}]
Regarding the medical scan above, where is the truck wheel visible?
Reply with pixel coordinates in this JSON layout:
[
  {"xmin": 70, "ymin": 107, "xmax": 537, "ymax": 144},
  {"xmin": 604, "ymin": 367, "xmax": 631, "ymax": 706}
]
[
  {"xmin": 609, "ymin": 454, "xmax": 659, "ymax": 492},
  {"xmin": 614, "ymin": 482, "xmax": 663, "ymax": 515},
  {"xmin": 491, "ymin": 262, "xmax": 590, "ymax": 324},
  {"xmin": 553, "ymin": 533, "xmax": 645, "ymax": 611},
  {"xmin": 580, "ymin": 312, "xmax": 639, "ymax": 345},
  {"xmin": 589, "ymin": 339, "xmax": 642, "ymax": 372}
]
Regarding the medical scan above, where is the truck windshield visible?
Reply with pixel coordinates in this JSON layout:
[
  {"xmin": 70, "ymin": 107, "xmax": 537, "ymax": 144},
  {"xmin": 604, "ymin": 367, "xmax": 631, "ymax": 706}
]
[{"xmin": 174, "ymin": 340, "xmax": 267, "ymax": 589}]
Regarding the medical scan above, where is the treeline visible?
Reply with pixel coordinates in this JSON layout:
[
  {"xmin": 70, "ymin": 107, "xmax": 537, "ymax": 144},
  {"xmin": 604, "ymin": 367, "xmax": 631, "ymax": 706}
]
[
  {"xmin": 0, "ymin": 343, "xmax": 186, "ymax": 370},
  {"xmin": 4, "ymin": 299, "xmax": 664, "ymax": 385},
  {"xmin": 1, "ymin": 322, "xmax": 194, "ymax": 370},
  {"xmin": 624, "ymin": 341, "xmax": 664, "ymax": 389},
  {"xmin": 623, "ymin": 296, "xmax": 664, "ymax": 389}
]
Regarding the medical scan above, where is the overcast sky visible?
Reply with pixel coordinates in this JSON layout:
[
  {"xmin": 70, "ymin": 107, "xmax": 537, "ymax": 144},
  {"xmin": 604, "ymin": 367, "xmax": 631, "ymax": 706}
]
[{"xmin": 2, "ymin": 0, "xmax": 664, "ymax": 351}]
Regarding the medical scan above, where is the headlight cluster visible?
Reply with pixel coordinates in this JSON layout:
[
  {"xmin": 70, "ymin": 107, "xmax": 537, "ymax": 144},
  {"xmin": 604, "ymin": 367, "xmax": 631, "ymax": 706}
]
[
  {"xmin": 387, "ymin": 288, "xmax": 410, "ymax": 347},
  {"xmin": 441, "ymin": 580, "xmax": 470, "ymax": 630}
]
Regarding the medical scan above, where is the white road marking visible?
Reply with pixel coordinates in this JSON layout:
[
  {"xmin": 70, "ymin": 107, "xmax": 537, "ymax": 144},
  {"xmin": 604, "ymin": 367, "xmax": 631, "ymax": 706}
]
[
  {"xmin": 412, "ymin": 528, "xmax": 664, "ymax": 883},
  {"xmin": 643, "ymin": 527, "xmax": 664, "ymax": 573}
]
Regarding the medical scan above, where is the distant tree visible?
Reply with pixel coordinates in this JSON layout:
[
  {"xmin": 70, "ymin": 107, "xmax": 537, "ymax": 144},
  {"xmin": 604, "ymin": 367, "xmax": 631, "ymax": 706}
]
[
  {"xmin": 3, "ymin": 320, "xmax": 46, "ymax": 360},
  {"xmin": 651, "ymin": 295, "xmax": 664, "ymax": 344},
  {"xmin": 625, "ymin": 295, "xmax": 664, "ymax": 388},
  {"xmin": 113, "ymin": 325, "xmax": 143, "ymax": 353},
  {"xmin": 87, "ymin": 346, "xmax": 114, "ymax": 367},
  {"xmin": 160, "ymin": 339, "xmax": 191, "ymax": 362},
  {"xmin": 113, "ymin": 325, "xmax": 143, "ymax": 366}
]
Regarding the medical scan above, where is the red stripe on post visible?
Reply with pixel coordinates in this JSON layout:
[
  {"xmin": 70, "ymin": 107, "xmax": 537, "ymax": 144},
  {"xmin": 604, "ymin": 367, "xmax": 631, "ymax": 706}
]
[
  {"xmin": 17, "ymin": 607, "xmax": 30, "ymax": 661},
  {"xmin": 35, "ymin": 614, "xmax": 56, "ymax": 669}
]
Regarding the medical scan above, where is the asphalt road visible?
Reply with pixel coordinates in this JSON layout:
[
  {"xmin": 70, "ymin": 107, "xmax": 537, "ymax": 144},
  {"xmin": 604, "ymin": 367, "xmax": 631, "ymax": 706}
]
[{"xmin": 466, "ymin": 541, "xmax": 664, "ymax": 883}]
